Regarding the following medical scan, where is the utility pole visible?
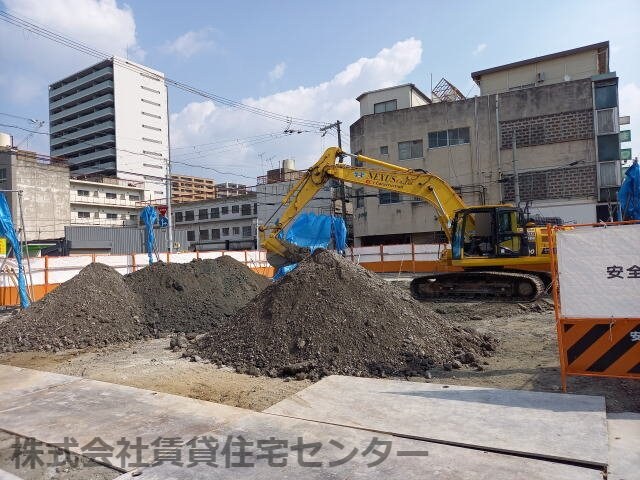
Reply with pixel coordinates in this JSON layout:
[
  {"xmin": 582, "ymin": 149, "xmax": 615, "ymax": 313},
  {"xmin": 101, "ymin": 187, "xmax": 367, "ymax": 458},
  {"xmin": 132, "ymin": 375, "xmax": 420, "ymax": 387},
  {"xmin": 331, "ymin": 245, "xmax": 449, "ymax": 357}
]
[
  {"xmin": 320, "ymin": 120, "xmax": 347, "ymax": 221},
  {"xmin": 511, "ymin": 130, "xmax": 520, "ymax": 207},
  {"xmin": 165, "ymin": 83, "xmax": 174, "ymax": 253}
]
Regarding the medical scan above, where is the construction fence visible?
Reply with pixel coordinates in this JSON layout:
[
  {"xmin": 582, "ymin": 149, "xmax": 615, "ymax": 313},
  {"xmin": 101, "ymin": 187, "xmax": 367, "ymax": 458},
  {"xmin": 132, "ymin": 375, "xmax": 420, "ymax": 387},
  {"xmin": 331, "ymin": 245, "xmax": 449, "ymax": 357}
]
[{"xmin": 0, "ymin": 243, "xmax": 451, "ymax": 307}]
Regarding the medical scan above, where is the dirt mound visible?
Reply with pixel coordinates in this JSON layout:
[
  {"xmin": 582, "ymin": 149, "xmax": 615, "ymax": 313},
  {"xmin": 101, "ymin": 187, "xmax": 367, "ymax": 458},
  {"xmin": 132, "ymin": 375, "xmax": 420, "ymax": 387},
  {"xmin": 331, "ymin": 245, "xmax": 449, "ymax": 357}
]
[
  {"xmin": 0, "ymin": 263, "xmax": 148, "ymax": 353},
  {"xmin": 125, "ymin": 256, "xmax": 271, "ymax": 333},
  {"xmin": 195, "ymin": 249, "xmax": 495, "ymax": 379}
]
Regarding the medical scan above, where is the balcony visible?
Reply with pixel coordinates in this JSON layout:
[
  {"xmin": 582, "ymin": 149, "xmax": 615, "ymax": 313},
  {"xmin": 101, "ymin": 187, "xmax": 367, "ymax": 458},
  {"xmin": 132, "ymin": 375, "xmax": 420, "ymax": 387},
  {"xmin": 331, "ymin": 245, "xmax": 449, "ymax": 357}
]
[
  {"xmin": 49, "ymin": 94, "xmax": 114, "ymax": 123},
  {"xmin": 50, "ymin": 121, "xmax": 115, "ymax": 148},
  {"xmin": 70, "ymin": 194, "xmax": 142, "ymax": 209},
  {"xmin": 66, "ymin": 148, "xmax": 116, "ymax": 166},
  {"xmin": 51, "ymin": 134, "xmax": 115, "ymax": 157},
  {"xmin": 50, "ymin": 66, "xmax": 113, "ymax": 100},
  {"xmin": 50, "ymin": 107, "xmax": 115, "ymax": 134},
  {"xmin": 50, "ymin": 80, "xmax": 114, "ymax": 111}
]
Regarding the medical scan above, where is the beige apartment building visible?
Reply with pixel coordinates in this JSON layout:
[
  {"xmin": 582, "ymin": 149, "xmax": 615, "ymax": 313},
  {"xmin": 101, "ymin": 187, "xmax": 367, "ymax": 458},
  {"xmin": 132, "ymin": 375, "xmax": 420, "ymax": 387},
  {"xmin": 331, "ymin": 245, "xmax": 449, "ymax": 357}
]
[{"xmin": 350, "ymin": 41, "xmax": 622, "ymax": 246}]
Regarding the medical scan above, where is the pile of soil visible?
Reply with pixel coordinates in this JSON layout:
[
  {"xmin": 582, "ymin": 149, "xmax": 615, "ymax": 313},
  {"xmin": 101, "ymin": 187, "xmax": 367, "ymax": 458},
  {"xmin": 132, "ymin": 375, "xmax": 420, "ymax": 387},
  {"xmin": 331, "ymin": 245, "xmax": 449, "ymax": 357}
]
[
  {"xmin": 0, "ymin": 263, "xmax": 148, "ymax": 353},
  {"xmin": 195, "ymin": 249, "xmax": 495, "ymax": 379},
  {"xmin": 125, "ymin": 256, "xmax": 271, "ymax": 333}
]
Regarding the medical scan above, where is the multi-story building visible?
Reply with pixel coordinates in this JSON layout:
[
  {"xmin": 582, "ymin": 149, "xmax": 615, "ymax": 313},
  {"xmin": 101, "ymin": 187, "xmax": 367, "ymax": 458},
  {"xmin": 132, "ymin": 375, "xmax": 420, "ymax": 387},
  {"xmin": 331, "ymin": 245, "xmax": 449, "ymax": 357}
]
[
  {"xmin": 48, "ymin": 57, "xmax": 168, "ymax": 200},
  {"xmin": 350, "ymin": 41, "xmax": 622, "ymax": 246},
  {"xmin": 172, "ymin": 193, "xmax": 257, "ymax": 250},
  {"xmin": 171, "ymin": 174, "xmax": 216, "ymax": 203},
  {"xmin": 0, "ymin": 139, "xmax": 70, "ymax": 241},
  {"xmin": 215, "ymin": 182, "xmax": 248, "ymax": 197},
  {"xmin": 69, "ymin": 177, "xmax": 145, "ymax": 227}
]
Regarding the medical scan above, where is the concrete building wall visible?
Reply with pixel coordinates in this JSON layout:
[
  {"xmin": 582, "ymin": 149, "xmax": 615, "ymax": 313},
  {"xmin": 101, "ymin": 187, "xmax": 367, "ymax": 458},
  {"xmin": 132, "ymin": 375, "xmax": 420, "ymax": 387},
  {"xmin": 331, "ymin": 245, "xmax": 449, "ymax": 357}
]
[
  {"xmin": 358, "ymin": 84, "xmax": 429, "ymax": 116},
  {"xmin": 112, "ymin": 58, "xmax": 168, "ymax": 200},
  {"xmin": 0, "ymin": 148, "xmax": 70, "ymax": 241}
]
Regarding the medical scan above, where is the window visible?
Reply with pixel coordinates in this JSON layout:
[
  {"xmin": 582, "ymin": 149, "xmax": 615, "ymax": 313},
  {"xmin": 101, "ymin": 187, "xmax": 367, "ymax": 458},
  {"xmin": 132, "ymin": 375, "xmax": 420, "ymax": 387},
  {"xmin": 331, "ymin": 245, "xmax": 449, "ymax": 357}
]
[
  {"xmin": 595, "ymin": 83, "xmax": 617, "ymax": 110},
  {"xmin": 596, "ymin": 109, "xmax": 618, "ymax": 135},
  {"xmin": 142, "ymin": 124, "xmax": 161, "ymax": 131},
  {"xmin": 379, "ymin": 192, "xmax": 401, "ymax": 204},
  {"xmin": 374, "ymin": 99, "xmax": 397, "ymax": 114},
  {"xmin": 242, "ymin": 226, "xmax": 252, "ymax": 237},
  {"xmin": 120, "ymin": 194, "xmax": 125, "ymax": 200},
  {"xmin": 231, "ymin": 205, "xmax": 240, "ymax": 214},
  {"xmin": 77, "ymin": 211, "xmax": 90, "ymax": 218},
  {"xmin": 212, "ymin": 228, "xmax": 220, "ymax": 239},
  {"xmin": 77, "ymin": 189, "xmax": 90, "ymax": 196},
  {"xmin": 598, "ymin": 134, "xmax": 620, "ymax": 162},
  {"xmin": 142, "ymin": 111, "xmax": 161, "ymax": 119},
  {"xmin": 211, "ymin": 207, "xmax": 220, "ymax": 218},
  {"xmin": 129, "ymin": 194, "xmax": 140, "ymax": 201},
  {"xmin": 428, "ymin": 128, "xmax": 470, "ymax": 148},
  {"xmin": 175, "ymin": 212, "xmax": 183, "ymax": 222},
  {"xmin": 142, "ymin": 137, "xmax": 162, "ymax": 144},
  {"xmin": 221, "ymin": 206, "xmax": 229, "ymax": 215},
  {"xmin": 198, "ymin": 209, "xmax": 209, "ymax": 220},
  {"xmin": 380, "ymin": 146, "xmax": 389, "ymax": 156},
  {"xmin": 129, "ymin": 214, "xmax": 137, "ymax": 221},
  {"xmin": 353, "ymin": 150, "xmax": 363, "ymax": 167},
  {"xmin": 141, "ymin": 85, "xmax": 160, "ymax": 94},
  {"xmin": 0, "ymin": 168, "xmax": 6, "ymax": 186},
  {"xmin": 141, "ymin": 98, "xmax": 161, "ymax": 107},
  {"xmin": 106, "ymin": 213, "xmax": 118, "ymax": 219},
  {"xmin": 140, "ymin": 72, "xmax": 161, "ymax": 82},
  {"xmin": 185, "ymin": 210, "xmax": 194, "ymax": 221},
  {"xmin": 599, "ymin": 162, "xmax": 619, "ymax": 186},
  {"xmin": 199, "ymin": 229, "xmax": 209, "ymax": 240},
  {"xmin": 187, "ymin": 230, "xmax": 195, "ymax": 242},
  {"xmin": 241, "ymin": 204, "xmax": 251, "ymax": 215},
  {"xmin": 143, "ymin": 162, "xmax": 163, "ymax": 169},
  {"xmin": 233, "ymin": 226, "xmax": 240, "ymax": 235},
  {"xmin": 143, "ymin": 150, "xmax": 162, "ymax": 157},
  {"xmin": 105, "ymin": 192, "xmax": 117, "ymax": 199},
  {"xmin": 253, "ymin": 203, "xmax": 257, "ymax": 215},
  {"xmin": 398, "ymin": 140, "xmax": 423, "ymax": 160},
  {"xmin": 448, "ymin": 128, "xmax": 471, "ymax": 145},
  {"xmin": 222, "ymin": 227, "xmax": 229, "ymax": 236},
  {"xmin": 355, "ymin": 188, "xmax": 364, "ymax": 208}
]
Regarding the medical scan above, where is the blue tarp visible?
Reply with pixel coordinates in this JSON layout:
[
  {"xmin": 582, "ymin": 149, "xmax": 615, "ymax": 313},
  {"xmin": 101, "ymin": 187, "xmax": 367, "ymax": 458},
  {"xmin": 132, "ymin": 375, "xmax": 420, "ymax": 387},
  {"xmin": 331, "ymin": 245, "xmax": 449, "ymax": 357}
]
[
  {"xmin": 273, "ymin": 213, "xmax": 348, "ymax": 279},
  {"xmin": 140, "ymin": 205, "xmax": 158, "ymax": 265},
  {"xmin": 0, "ymin": 194, "xmax": 29, "ymax": 308},
  {"xmin": 619, "ymin": 160, "xmax": 640, "ymax": 221}
]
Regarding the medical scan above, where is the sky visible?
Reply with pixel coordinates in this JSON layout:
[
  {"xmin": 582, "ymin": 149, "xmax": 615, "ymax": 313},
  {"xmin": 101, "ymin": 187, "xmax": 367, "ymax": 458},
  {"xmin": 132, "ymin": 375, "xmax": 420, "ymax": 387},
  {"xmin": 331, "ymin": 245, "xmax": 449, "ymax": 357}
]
[{"xmin": 1, "ymin": 0, "xmax": 639, "ymax": 184}]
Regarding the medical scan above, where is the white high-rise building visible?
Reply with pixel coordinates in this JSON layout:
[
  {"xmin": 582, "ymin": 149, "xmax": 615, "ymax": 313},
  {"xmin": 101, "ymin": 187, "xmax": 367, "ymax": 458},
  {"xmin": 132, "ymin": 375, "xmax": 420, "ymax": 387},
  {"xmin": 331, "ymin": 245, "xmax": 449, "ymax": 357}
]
[{"xmin": 49, "ymin": 57, "xmax": 169, "ymax": 201}]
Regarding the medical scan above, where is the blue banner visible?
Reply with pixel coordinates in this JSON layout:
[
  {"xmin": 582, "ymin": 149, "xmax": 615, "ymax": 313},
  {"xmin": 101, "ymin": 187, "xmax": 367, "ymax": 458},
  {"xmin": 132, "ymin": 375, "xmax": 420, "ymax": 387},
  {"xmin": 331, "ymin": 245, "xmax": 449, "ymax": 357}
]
[
  {"xmin": 140, "ymin": 205, "xmax": 158, "ymax": 265},
  {"xmin": 0, "ymin": 194, "xmax": 29, "ymax": 307},
  {"xmin": 619, "ymin": 160, "xmax": 640, "ymax": 221}
]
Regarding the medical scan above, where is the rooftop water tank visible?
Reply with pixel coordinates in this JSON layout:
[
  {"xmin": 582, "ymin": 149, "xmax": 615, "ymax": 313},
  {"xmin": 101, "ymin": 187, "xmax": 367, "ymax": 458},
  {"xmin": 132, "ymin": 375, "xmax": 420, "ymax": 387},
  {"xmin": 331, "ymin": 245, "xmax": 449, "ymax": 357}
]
[{"xmin": 0, "ymin": 132, "xmax": 12, "ymax": 148}]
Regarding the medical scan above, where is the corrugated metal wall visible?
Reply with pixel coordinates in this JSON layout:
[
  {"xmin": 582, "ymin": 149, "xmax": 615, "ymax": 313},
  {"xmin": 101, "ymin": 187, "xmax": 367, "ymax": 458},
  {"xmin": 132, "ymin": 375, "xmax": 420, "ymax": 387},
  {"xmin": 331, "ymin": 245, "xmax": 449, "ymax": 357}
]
[{"xmin": 64, "ymin": 226, "xmax": 188, "ymax": 254}]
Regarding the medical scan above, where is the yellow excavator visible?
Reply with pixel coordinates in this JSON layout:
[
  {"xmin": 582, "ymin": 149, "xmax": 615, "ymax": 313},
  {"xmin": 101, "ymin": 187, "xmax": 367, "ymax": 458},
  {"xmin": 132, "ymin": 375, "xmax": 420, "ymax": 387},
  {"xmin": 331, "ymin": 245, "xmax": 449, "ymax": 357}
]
[{"xmin": 259, "ymin": 147, "xmax": 552, "ymax": 301}]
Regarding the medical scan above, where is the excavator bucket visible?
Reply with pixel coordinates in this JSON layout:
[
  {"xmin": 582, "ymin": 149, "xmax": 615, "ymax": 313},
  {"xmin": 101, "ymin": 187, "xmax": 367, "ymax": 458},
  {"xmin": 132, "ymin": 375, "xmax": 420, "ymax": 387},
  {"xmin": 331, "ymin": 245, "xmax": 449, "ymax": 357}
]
[{"xmin": 264, "ymin": 238, "xmax": 311, "ymax": 267}]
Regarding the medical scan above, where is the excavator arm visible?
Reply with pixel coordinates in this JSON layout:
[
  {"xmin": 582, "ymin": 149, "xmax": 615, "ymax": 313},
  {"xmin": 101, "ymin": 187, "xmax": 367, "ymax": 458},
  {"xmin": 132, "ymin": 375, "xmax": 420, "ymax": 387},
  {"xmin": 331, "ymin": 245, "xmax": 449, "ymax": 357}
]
[{"xmin": 260, "ymin": 147, "xmax": 467, "ymax": 265}]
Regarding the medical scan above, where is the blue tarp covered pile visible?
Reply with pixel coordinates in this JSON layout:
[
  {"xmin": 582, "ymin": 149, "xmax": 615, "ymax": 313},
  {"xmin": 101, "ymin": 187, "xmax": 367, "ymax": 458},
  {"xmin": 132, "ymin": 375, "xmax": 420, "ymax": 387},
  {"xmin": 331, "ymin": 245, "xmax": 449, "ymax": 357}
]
[
  {"xmin": 619, "ymin": 160, "xmax": 640, "ymax": 221},
  {"xmin": 273, "ymin": 213, "xmax": 347, "ymax": 279},
  {"xmin": 0, "ymin": 194, "xmax": 29, "ymax": 308},
  {"xmin": 140, "ymin": 205, "xmax": 158, "ymax": 265}
]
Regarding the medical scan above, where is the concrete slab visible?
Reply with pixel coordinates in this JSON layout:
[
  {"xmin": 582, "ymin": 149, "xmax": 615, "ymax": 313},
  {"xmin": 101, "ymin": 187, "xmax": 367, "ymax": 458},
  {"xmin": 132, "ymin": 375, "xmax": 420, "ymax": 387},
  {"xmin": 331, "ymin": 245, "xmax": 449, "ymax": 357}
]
[
  {"xmin": 0, "ymin": 373, "xmax": 254, "ymax": 470},
  {"xmin": 607, "ymin": 413, "xmax": 640, "ymax": 480},
  {"xmin": 0, "ymin": 365, "xmax": 80, "ymax": 403},
  {"xmin": 265, "ymin": 375, "xmax": 608, "ymax": 466},
  {"xmin": 111, "ymin": 413, "xmax": 602, "ymax": 480}
]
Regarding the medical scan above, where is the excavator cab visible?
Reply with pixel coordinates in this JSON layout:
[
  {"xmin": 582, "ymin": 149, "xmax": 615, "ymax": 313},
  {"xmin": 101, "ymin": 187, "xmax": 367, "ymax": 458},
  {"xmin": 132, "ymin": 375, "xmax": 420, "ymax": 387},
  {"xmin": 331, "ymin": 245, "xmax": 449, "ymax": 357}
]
[{"xmin": 451, "ymin": 207, "xmax": 527, "ymax": 261}]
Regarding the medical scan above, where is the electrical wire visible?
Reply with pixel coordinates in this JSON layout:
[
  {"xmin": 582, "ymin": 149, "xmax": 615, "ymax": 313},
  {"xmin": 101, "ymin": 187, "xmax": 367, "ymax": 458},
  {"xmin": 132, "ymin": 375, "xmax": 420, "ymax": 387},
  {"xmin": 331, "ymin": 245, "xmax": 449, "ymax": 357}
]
[{"xmin": 0, "ymin": 10, "xmax": 331, "ymax": 130}]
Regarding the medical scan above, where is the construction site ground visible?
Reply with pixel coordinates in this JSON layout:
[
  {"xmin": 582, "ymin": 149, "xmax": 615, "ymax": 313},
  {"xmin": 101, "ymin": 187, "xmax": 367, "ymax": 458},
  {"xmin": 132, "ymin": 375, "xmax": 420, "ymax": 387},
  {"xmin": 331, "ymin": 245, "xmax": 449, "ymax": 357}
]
[{"xmin": 2, "ymin": 296, "xmax": 638, "ymax": 413}]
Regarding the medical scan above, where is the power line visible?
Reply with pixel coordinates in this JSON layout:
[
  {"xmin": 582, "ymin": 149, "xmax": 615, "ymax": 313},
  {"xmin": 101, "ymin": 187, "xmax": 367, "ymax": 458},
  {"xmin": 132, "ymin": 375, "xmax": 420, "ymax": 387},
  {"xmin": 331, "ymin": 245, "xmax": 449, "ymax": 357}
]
[{"xmin": 0, "ymin": 10, "xmax": 331, "ymax": 130}]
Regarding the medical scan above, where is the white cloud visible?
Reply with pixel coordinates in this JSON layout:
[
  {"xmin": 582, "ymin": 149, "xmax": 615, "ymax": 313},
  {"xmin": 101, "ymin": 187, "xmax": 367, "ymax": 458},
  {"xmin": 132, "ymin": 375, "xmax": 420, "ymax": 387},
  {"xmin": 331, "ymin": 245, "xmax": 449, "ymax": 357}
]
[
  {"xmin": 619, "ymin": 82, "xmax": 640, "ymax": 160},
  {"xmin": 161, "ymin": 28, "xmax": 215, "ymax": 58},
  {"xmin": 0, "ymin": 0, "xmax": 144, "ymax": 105},
  {"xmin": 268, "ymin": 62, "xmax": 286, "ymax": 82},
  {"xmin": 473, "ymin": 43, "xmax": 487, "ymax": 55},
  {"xmin": 170, "ymin": 38, "xmax": 423, "ymax": 181}
]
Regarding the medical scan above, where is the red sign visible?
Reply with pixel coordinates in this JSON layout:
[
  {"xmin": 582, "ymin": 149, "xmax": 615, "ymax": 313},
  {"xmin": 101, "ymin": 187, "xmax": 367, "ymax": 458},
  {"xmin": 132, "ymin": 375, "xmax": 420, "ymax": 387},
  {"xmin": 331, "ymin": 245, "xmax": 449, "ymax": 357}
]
[{"xmin": 157, "ymin": 205, "xmax": 168, "ymax": 216}]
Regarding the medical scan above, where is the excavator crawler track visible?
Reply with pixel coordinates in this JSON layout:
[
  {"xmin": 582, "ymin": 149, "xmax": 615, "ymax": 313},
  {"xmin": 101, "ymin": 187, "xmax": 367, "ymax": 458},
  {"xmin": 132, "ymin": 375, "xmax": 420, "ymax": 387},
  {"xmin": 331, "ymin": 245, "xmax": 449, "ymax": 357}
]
[{"xmin": 410, "ymin": 271, "xmax": 546, "ymax": 302}]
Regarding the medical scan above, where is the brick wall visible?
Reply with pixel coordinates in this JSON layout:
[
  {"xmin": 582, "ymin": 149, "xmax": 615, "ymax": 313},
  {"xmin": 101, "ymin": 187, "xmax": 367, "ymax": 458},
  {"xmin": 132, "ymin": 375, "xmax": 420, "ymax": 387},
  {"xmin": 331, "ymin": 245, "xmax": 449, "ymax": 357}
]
[
  {"xmin": 502, "ymin": 165, "xmax": 597, "ymax": 202},
  {"xmin": 500, "ymin": 109, "xmax": 593, "ymax": 149}
]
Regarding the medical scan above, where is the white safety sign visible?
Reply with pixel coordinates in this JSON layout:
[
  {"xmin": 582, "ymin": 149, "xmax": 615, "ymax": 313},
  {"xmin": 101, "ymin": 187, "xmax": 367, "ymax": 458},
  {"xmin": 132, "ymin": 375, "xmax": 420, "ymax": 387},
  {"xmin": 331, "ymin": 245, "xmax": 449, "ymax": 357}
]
[{"xmin": 556, "ymin": 224, "xmax": 640, "ymax": 318}]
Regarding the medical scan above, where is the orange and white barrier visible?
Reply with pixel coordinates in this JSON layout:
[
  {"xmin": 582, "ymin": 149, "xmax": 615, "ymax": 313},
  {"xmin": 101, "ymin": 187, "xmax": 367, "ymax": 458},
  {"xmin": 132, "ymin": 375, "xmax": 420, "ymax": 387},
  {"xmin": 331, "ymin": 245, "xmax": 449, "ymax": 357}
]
[{"xmin": 549, "ymin": 221, "xmax": 640, "ymax": 390}]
